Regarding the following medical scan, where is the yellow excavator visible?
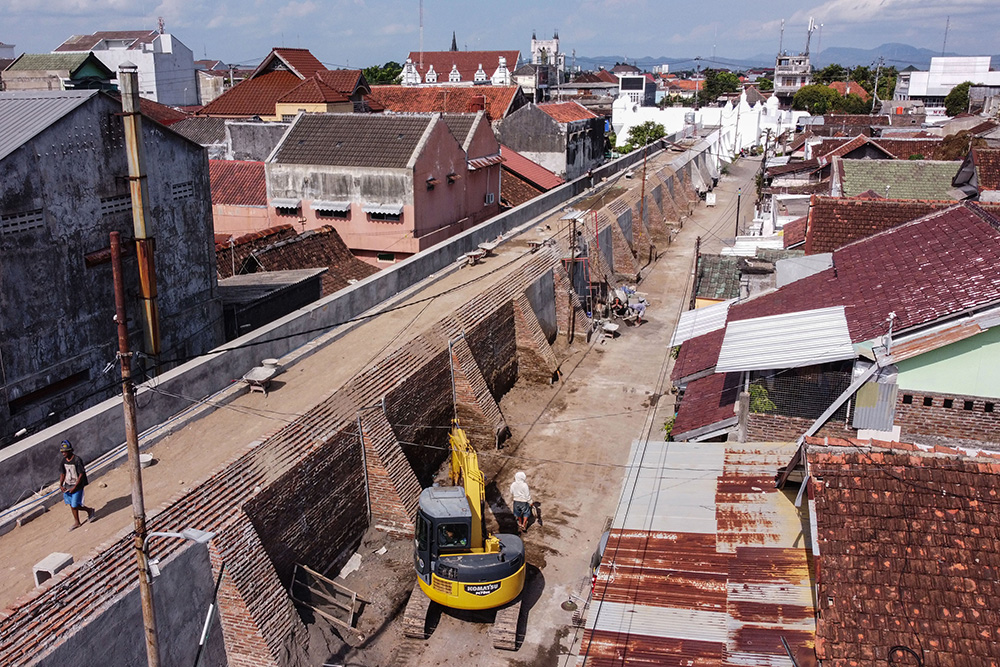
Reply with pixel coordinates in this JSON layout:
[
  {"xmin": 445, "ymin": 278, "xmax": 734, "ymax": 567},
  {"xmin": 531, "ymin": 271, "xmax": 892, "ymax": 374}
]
[{"xmin": 402, "ymin": 420, "xmax": 526, "ymax": 649}]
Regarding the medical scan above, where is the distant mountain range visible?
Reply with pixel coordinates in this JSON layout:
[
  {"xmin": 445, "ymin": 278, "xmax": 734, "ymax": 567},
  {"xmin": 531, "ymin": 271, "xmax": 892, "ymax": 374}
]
[{"xmin": 574, "ymin": 44, "xmax": 1000, "ymax": 73}]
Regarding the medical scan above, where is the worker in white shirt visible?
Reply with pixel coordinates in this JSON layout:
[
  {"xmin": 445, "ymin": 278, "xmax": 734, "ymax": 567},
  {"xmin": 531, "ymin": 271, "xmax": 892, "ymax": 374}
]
[{"xmin": 510, "ymin": 471, "xmax": 532, "ymax": 532}]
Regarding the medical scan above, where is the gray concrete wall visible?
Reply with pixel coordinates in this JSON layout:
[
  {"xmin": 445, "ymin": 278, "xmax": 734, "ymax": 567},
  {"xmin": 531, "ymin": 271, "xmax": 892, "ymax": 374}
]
[
  {"xmin": 0, "ymin": 128, "xmax": 720, "ymax": 513},
  {"xmin": 37, "ymin": 542, "xmax": 226, "ymax": 667},
  {"xmin": 227, "ymin": 121, "xmax": 291, "ymax": 162},
  {"xmin": 525, "ymin": 269, "xmax": 557, "ymax": 342},
  {"xmin": 0, "ymin": 91, "xmax": 222, "ymax": 448}
]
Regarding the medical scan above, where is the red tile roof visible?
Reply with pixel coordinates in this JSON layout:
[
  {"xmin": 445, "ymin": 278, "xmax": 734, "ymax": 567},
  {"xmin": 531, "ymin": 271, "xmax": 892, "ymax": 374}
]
[
  {"xmin": 216, "ymin": 225, "xmax": 299, "ymax": 279},
  {"xmin": 805, "ymin": 439, "xmax": 1000, "ymax": 664},
  {"xmin": 100, "ymin": 91, "xmax": 190, "ymax": 126},
  {"xmin": 671, "ymin": 327, "xmax": 726, "ymax": 383},
  {"xmin": 803, "ymin": 196, "xmax": 1000, "ymax": 255},
  {"xmin": 667, "ymin": 79, "xmax": 703, "ymax": 92},
  {"xmin": 818, "ymin": 134, "xmax": 893, "ymax": 161},
  {"xmin": 671, "ymin": 371, "xmax": 741, "ymax": 437},
  {"xmin": 499, "ymin": 145, "xmax": 564, "ymax": 190},
  {"xmin": 405, "ymin": 50, "xmax": 519, "ymax": 83},
  {"xmin": 783, "ymin": 215, "xmax": 807, "ymax": 248},
  {"xmin": 500, "ymin": 170, "xmax": 543, "ymax": 207},
  {"xmin": 198, "ymin": 70, "xmax": 303, "ymax": 117},
  {"xmin": 365, "ymin": 85, "xmax": 522, "ymax": 121},
  {"xmin": 827, "ymin": 81, "xmax": 870, "ymax": 101},
  {"xmin": 314, "ymin": 69, "xmax": 367, "ymax": 96},
  {"xmin": 277, "ymin": 78, "xmax": 349, "ymax": 104},
  {"xmin": 253, "ymin": 47, "xmax": 326, "ymax": 79},
  {"xmin": 209, "ymin": 160, "xmax": 267, "ymax": 206},
  {"xmin": 974, "ymin": 148, "xmax": 1000, "ymax": 190},
  {"xmin": 536, "ymin": 101, "xmax": 597, "ymax": 123},
  {"xmin": 595, "ymin": 69, "xmax": 618, "ymax": 84}
]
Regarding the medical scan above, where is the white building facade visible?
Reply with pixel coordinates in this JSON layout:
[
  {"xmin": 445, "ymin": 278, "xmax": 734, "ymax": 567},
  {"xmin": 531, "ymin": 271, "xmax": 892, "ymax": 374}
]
[{"xmin": 894, "ymin": 57, "xmax": 1000, "ymax": 114}]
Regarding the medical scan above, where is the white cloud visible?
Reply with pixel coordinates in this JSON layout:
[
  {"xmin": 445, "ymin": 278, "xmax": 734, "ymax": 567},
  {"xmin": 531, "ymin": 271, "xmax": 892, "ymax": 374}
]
[
  {"xmin": 378, "ymin": 23, "xmax": 416, "ymax": 36},
  {"xmin": 276, "ymin": 0, "xmax": 318, "ymax": 20}
]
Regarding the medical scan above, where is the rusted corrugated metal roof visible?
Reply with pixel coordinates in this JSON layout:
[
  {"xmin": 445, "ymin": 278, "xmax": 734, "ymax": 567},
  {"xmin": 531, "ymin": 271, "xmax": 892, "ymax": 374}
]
[{"xmin": 577, "ymin": 441, "xmax": 815, "ymax": 666}]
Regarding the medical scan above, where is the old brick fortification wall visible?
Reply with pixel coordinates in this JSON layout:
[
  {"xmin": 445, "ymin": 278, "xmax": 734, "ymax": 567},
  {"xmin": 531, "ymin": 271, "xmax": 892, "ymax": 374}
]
[
  {"xmin": 746, "ymin": 413, "xmax": 857, "ymax": 442},
  {"xmin": 895, "ymin": 390, "xmax": 1000, "ymax": 448}
]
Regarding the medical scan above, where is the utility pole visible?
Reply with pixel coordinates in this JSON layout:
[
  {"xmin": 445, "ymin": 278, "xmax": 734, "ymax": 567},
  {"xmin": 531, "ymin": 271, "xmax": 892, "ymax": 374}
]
[
  {"xmin": 119, "ymin": 63, "xmax": 160, "ymax": 363},
  {"xmin": 689, "ymin": 236, "xmax": 701, "ymax": 311},
  {"xmin": 734, "ymin": 187, "xmax": 742, "ymax": 237},
  {"xmin": 870, "ymin": 57, "xmax": 884, "ymax": 113},
  {"xmin": 111, "ymin": 232, "xmax": 159, "ymax": 667},
  {"xmin": 569, "ymin": 215, "xmax": 577, "ymax": 343}
]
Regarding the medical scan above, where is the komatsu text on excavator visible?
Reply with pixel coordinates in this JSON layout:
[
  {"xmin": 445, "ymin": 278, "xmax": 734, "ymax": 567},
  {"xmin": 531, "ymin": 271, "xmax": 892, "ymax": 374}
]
[{"xmin": 402, "ymin": 420, "xmax": 526, "ymax": 649}]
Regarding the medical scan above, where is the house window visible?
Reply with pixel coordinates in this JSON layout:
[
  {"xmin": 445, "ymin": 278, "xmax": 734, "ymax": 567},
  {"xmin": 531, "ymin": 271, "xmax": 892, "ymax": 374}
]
[
  {"xmin": 273, "ymin": 199, "xmax": 302, "ymax": 217},
  {"xmin": 369, "ymin": 211, "xmax": 402, "ymax": 222},
  {"xmin": 316, "ymin": 209, "xmax": 348, "ymax": 219},
  {"xmin": 282, "ymin": 114, "xmax": 296, "ymax": 122},
  {"xmin": 484, "ymin": 192, "xmax": 495, "ymax": 205},
  {"xmin": 377, "ymin": 252, "xmax": 396, "ymax": 263},
  {"xmin": 275, "ymin": 205, "xmax": 300, "ymax": 217}
]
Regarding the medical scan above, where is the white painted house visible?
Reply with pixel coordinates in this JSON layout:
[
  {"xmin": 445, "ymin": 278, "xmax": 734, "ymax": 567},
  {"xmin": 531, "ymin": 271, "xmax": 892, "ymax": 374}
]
[
  {"xmin": 894, "ymin": 57, "xmax": 1000, "ymax": 114},
  {"xmin": 54, "ymin": 30, "xmax": 198, "ymax": 106}
]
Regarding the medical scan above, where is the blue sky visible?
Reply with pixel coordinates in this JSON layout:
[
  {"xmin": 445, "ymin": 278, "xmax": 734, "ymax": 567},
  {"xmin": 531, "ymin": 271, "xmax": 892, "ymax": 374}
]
[{"xmin": 1, "ymin": 0, "xmax": 996, "ymax": 69}]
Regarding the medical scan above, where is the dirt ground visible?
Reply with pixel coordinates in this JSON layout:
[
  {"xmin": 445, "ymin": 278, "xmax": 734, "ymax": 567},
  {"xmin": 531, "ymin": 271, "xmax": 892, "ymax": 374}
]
[{"xmin": 300, "ymin": 157, "xmax": 761, "ymax": 667}]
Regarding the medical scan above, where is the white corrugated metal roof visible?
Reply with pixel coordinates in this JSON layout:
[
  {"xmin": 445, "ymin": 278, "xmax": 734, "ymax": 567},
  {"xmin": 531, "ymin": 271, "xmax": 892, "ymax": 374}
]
[
  {"xmin": 670, "ymin": 299, "xmax": 734, "ymax": 347},
  {"xmin": 716, "ymin": 306, "xmax": 855, "ymax": 372},
  {"xmin": 310, "ymin": 200, "xmax": 350, "ymax": 211},
  {"xmin": 362, "ymin": 203, "xmax": 404, "ymax": 215},
  {"xmin": 0, "ymin": 90, "xmax": 97, "ymax": 162},
  {"xmin": 719, "ymin": 236, "xmax": 785, "ymax": 257}
]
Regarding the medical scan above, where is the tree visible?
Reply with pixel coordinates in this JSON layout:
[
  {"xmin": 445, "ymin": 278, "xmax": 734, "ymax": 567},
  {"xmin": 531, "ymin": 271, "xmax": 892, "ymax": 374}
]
[
  {"xmin": 834, "ymin": 93, "xmax": 872, "ymax": 115},
  {"xmin": 756, "ymin": 77, "xmax": 773, "ymax": 92},
  {"xmin": 815, "ymin": 63, "xmax": 847, "ymax": 86},
  {"xmin": 363, "ymin": 61, "xmax": 403, "ymax": 85},
  {"xmin": 619, "ymin": 120, "xmax": 666, "ymax": 152},
  {"xmin": 945, "ymin": 81, "xmax": 973, "ymax": 117},
  {"xmin": 792, "ymin": 84, "xmax": 840, "ymax": 114},
  {"xmin": 702, "ymin": 69, "xmax": 741, "ymax": 103}
]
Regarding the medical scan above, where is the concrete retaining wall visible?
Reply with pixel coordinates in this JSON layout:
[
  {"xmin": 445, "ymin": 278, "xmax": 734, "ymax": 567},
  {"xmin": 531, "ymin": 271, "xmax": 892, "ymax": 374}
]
[{"xmin": 0, "ymin": 130, "xmax": 719, "ymax": 514}]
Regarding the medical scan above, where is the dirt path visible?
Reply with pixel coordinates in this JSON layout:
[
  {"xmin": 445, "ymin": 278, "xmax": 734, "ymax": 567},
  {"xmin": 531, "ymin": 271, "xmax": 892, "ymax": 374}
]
[{"xmin": 322, "ymin": 157, "xmax": 762, "ymax": 666}]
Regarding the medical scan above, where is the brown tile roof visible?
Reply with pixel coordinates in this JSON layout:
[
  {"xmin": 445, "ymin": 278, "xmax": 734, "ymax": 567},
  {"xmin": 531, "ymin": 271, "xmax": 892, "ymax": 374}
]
[
  {"xmin": 209, "ymin": 160, "xmax": 267, "ymax": 206},
  {"xmin": 500, "ymin": 170, "xmax": 543, "ymax": 207},
  {"xmin": 805, "ymin": 439, "xmax": 1000, "ymax": 664},
  {"xmin": 254, "ymin": 47, "xmax": 326, "ymax": 79},
  {"xmin": 869, "ymin": 138, "xmax": 944, "ymax": 160},
  {"xmin": 440, "ymin": 113, "xmax": 477, "ymax": 149},
  {"xmin": 405, "ymin": 50, "xmax": 519, "ymax": 83},
  {"xmin": 827, "ymin": 81, "xmax": 870, "ymax": 101},
  {"xmin": 783, "ymin": 215, "xmax": 807, "ymax": 248},
  {"xmin": 536, "ymin": 101, "xmax": 596, "ymax": 123},
  {"xmin": 102, "ymin": 91, "xmax": 190, "ymax": 126},
  {"xmin": 54, "ymin": 30, "xmax": 157, "ymax": 52},
  {"xmin": 365, "ymin": 85, "xmax": 521, "ymax": 121},
  {"xmin": 804, "ymin": 197, "xmax": 958, "ymax": 254},
  {"xmin": 314, "ymin": 69, "xmax": 367, "ymax": 96},
  {"xmin": 198, "ymin": 69, "xmax": 303, "ymax": 117},
  {"xmin": 171, "ymin": 116, "xmax": 228, "ymax": 145},
  {"xmin": 595, "ymin": 69, "xmax": 618, "ymax": 84},
  {"xmin": 670, "ymin": 371, "xmax": 741, "ymax": 437},
  {"xmin": 277, "ymin": 78, "xmax": 349, "ymax": 104},
  {"xmin": 243, "ymin": 225, "xmax": 379, "ymax": 296},
  {"xmin": 767, "ymin": 158, "xmax": 820, "ymax": 177},
  {"xmin": 271, "ymin": 113, "xmax": 434, "ymax": 168},
  {"xmin": 974, "ymin": 148, "xmax": 1000, "ymax": 190},
  {"xmin": 216, "ymin": 225, "xmax": 299, "ymax": 279},
  {"xmin": 499, "ymin": 145, "xmax": 564, "ymax": 190},
  {"xmin": 671, "ymin": 327, "xmax": 726, "ymax": 383}
]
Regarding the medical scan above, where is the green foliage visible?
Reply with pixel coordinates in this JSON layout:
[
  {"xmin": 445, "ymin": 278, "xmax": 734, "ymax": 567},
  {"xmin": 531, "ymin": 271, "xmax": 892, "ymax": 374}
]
[
  {"xmin": 945, "ymin": 81, "xmax": 973, "ymax": 117},
  {"xmin": 792, "ymin": 84, "xmax": 841, "ymax": 114},
  {"xmin": 814, "ymin": 63, "xmax": 847, "ymax": 86},
  {"xmin": 756, "ymin": 77, "xmax": 773, "ymax": 92},
  {"xmin": 836, "ymin": 93, "xmax": 872, "ymax": 115},
  {"xmin": 670, "ymin": 345, "xmax": 680, "ymax": 359},
  {"xmin": 619, "ymin": 120, "xmax": 666, "ymax": 152},
  {"xmin": 363, "ymin": 61, "xmax": 403, "ymax": 85},
  {"xmin": 662, "ymin": 416, "xmax": 675, "ymax": 439},
  {"xmin": 702, "ymin": 69, "xmax": 741, "ymax": 102},
  {"xmin": 749, "ymin": 383, "xmax": 777, "ymax": 413},
  {"xmin": 908, "ymin": 154, "xmax": 924, "ymax": 160}
]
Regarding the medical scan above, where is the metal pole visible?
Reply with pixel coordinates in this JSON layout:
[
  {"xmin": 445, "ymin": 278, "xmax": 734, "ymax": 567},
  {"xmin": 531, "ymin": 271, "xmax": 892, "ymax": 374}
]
[
  {"xmin": 111, "ymin": 232, "xmax": 160, "ymax": 667},
  {"xmin": 119, "ymin": 63, "xmax": 161, "ymax": 360},
  {"xmin": 734, "ymin": 188, "xmax": 742, "ymax": 237}
]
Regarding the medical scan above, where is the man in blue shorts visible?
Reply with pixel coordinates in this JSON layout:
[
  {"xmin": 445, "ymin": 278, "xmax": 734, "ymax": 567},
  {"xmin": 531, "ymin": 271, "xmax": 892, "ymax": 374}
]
[
  {"xmin": 59, "ymin": 440, "xmax": 95, "ymax": 531},
  {"xmin": 510, "ymin": 471, "xmax": 532, "ymax": 532}
]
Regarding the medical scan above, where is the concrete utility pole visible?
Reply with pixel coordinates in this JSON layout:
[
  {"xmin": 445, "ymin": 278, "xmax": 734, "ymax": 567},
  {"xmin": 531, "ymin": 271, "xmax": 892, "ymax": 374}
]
[
  {"xmin": 734, "ymin": 188, "xmax": 742, "ymax": 237},
  {"xmin": 111, "ymin": 232, "xmax": 159, "ymax": 667},
  {"xmin": 119, "ymin": 63, "xmax": 161, "ymax": 361}
]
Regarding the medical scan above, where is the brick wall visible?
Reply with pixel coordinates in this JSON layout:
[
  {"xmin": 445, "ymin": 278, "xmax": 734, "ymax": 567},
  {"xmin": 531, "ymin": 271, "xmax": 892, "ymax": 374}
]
[
  {"xmin": 513, "ymin": 294, "xmax": 559, "ymax": 385},
  {"xmin": 895, "ymin": 390, "xmax": 1000, "ymax": 446},
  {"xmin": 450, "ymin": 336, "xmax": 509, "ymax": 447},
  {"xmin": 746, "ymin": 413, "xmax": 857, "ymax": 442},
  {"xmin": 553, "ymin": 264, "xmax": 593, "ymax": 337},
  {"xmin": 360, "ymin": 409, "xmax": 420, "ymax": 535},
  {"xmin": 243, "ymin": 426, "xmax": 369, "ymax": 587}
]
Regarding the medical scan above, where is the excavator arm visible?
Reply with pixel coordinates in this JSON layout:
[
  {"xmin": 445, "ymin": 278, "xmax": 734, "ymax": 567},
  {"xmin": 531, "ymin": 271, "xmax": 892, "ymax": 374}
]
[{"xmin": 449, "ymin": 420, "xmax": 498, "ymax": 553}]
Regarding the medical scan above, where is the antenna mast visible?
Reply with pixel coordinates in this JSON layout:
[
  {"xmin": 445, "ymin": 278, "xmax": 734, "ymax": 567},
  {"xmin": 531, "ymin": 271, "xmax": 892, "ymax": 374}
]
[
  {"xmin": 804, "ymin": 17, "xmax": 816, "ymax": 57},
  {"xmin": 419, "ymin": 0, "xmax": 424, "ymax": 69},
  {"xmin": 942, "ymin": 15, "xmax": 950, "ymax": 56},
  {"xmin": 779, "ymin": 19, "xmax": 784, "ymax": 55}
]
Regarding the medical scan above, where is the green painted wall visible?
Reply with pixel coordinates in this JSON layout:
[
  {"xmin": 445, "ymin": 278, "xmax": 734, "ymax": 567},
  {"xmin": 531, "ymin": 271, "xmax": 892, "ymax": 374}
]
[{"xmin": 896, "ymin": 326, "xmax": 1000, "ymax": 397}]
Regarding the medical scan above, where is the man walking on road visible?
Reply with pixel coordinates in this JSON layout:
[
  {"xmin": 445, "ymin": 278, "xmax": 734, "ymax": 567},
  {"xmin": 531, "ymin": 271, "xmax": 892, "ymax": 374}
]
[
  {"xmin": 510, "ymin": 471, "xmax": 532, "ymax": 532},
  {"xmin": 59, "ymin": 440, "xmax": 95, "ymax": 531}
]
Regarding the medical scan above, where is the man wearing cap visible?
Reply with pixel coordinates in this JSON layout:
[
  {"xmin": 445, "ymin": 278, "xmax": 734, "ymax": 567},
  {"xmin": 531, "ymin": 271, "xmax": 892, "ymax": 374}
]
[
  {"xmin": 510, "ymin": 471, "xmax": 532, "ymax": 533},
  {"xmin": 59, "ymin": 441, "xmax": 95, "ymax": 530}
]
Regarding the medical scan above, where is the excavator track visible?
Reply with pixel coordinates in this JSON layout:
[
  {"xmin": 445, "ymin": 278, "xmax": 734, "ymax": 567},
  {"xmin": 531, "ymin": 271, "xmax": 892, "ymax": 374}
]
[
  {"xmin": 489, "ymin": 596, "xmax": 522, "ymax": 650},
  {"xmin": 402, "ymin": 583, "xmax": 432, "ymax": 639}
]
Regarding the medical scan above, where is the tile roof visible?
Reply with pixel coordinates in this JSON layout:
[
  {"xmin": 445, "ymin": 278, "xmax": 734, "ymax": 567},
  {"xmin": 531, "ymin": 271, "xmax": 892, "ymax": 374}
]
[
  {"xmin": 243, "ymin": 225, "xmax": 379, "ymax": 295},
  {"xmin": 670, "ymin": 371, "xmax": 741, "ymax": 437},
  {"xmin": 271, "ymin": 113, "xmax": 434, "ymax": 168},
  {"xmin": 171, "ymin": 116, "xmax": 228, "ymax": 145},
  {"xmin": 827, "ymin": 81, "xmax": 871, "ymax": 101},
  {"xmin": 595, "ymin": 69, "xmax": 618, "ymax": 84},
  {"xmin": 767, "ymin": 158, "xmax": 820, "ymax": 177},
  {"xmin": 277, "ymin": 78, "xmax": 349, "ymax": 104},
  {"xmin": 805, "ymin": 439, "xmax": 1000, "ymax": 664},
  {"xmin": 365, "ymin": 85, "xmax": 521, "ymax": 121},
  {"xmin": 868, "ymin": 138, "xmax": 945, "ymax": 160},
  {"xmin": 54, "ymin": 30, "xmax": 157, "ymax": 52},
  {"xmin": 440, "ymin": 113, "xmax": 476, "ymax": 149},
  {"xmin": 782, "ymin": 215, "xmax": 807, "ymax": 248},
  {"xmin": 209, "ymin": 160, "xmax": 267, "ymax": 206},
  {"xmin": 198, "ymin": 69, "xmax": 303, "ymax": 117},
  {"xmin": 732, "ymin": 203, "xmax": 1000, "ymax": 342},
  {"xmin": 218, "ymin": 268, "xmax": 328, "ymax": 306},
  {"xmin": 314, "ymin": 69, "xmax": 367, "ymax": 95},
  {"xmin": 536, "ymin": 101, "xmax": 596, "ymax": 123},
  {"xmin": 974, "ymin": 148, "xmax": 1000, "ymax": 190},
  {"xmin": 840, "ymin": 159, "xmax": 962, "ymax": 200},
  {"xmin": 5, "ymin": 53, "xmax": 111, "ymax": 75},
  {"xmin": 822, "ymin": 114, "xmax": 889, "ymax": 127},
  {"xmin": 695, "ymin": 254, "xmax": 741, "ymax": 300},
  {"xmin": 254, "ymin": 47, "xmax": 326, "ymax": 79},
  {"xmin": 670, "ymin": 327, "xmax": 726, "ymax": 383},
  {"xmin": 499, "ymin": 144, "xmax": 564, "ymax": 190},
  {"xmin": 215, "ymin": 225, "xmax": 299, "ymax": 279},
  {"xmin": 103, "ymin": 92, "xmax": 190, "ymax": 126},
  {"xmin": 500, "ymin": 170, "xmax": 543, "ymax": 207},
  {"xmin": 405, "ymin": 50, "xmax": 519, "ymax": 83}
]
